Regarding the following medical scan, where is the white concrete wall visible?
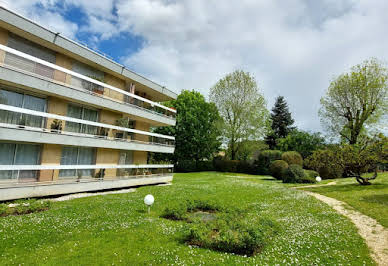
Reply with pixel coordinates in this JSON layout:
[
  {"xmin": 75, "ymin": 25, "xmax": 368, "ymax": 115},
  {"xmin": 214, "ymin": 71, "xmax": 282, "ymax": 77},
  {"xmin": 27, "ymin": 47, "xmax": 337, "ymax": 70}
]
[{"xmin": 0, "ymin": 175, "xmax": 173, "ymax": 201}]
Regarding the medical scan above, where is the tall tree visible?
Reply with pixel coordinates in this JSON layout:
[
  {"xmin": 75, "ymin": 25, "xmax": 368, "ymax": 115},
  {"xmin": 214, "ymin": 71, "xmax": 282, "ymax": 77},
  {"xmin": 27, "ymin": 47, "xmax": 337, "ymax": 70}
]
[
  {"xmin": 210, "ymin": 70, "xmax": 269, "ymax": 160},
  {"xmin": 265, "ymin": 96, "xmax": 294, "ymax": 148},
  {"xmin": 152, "ymin": 90, "xmax": 221, "ymax": 166},
  {"xmin": 320, "ymin": 58, "xmax": 388, "ymax": 144}
]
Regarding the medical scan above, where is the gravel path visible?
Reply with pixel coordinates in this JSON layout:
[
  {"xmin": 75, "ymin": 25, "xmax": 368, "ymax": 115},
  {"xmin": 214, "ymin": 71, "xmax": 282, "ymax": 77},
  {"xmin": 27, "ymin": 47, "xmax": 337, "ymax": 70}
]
[
  {"xmin": 292, "ymin": 181, "xmax": 337, "ymax": 189},
  {"xmin": 305, "ymin": 191, "xmax": 388, "ymax": 266},
  {"xmin": 47, "ymin": 188, "xmax": 136, "ymax": 202}
]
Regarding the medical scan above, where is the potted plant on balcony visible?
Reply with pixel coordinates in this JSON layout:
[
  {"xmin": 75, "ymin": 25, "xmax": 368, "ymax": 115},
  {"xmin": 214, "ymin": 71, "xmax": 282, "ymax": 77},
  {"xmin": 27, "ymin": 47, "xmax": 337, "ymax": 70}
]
[
  {"xmin": 18, "ymin": 117, "xmax": 26, "ymax": 129},
  {"xmin": 50, "ymin": 119, "xmax": 63, "ymax": 133},
  {"xmin": 96, "ymin": 127, "xmax": 109, "ymax": 138},
  {"xmin": 87, "ymin": 75, "xmax": 105, "ymax": 95}
]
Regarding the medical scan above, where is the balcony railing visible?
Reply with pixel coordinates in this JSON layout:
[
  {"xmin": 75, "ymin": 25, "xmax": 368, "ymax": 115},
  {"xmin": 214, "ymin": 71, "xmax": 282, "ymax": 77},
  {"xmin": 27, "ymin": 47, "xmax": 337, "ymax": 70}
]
[
  {"xmin": 0, "ymin": 104, "xmax": 175, "ymax": 147},
  {"xmin": 0, "ymin": 44, "xmax": 176, "ymax": 120},
  {"xmin": 0, "ymin": 164, "xmax": 174, "ymax": 184}
]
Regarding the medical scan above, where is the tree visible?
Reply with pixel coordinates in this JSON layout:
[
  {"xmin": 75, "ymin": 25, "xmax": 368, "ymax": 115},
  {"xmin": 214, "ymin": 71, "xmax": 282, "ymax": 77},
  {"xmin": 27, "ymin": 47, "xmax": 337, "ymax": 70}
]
[
  {"xmin": 209, "ymin": 70, "xmax": 269, "ymax": 160},
  {"xmin": 320, "ymin": 58, "xmax": 388, "ymax": 144},
  {"xmin": 265, "ymin": 96, "xmax": 294, "ymax": 148},
  {"xmin": 152, "ymin": 90, "xmax": 221, "ymax": 167},
  {"xmin": 277, "ymin": 130, "xmax": 325, "ymax": 158}
]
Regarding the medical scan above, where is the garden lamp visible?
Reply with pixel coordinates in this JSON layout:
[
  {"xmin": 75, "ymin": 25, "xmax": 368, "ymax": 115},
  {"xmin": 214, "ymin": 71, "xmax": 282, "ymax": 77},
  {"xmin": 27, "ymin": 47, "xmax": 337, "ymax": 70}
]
[
  {"xmin": 316, "ymin": 176, "xmax": 322, "ymax": 182},
  {"xmin": 144, "ymin": 194, "xmax": 154, "ymax": 214}
]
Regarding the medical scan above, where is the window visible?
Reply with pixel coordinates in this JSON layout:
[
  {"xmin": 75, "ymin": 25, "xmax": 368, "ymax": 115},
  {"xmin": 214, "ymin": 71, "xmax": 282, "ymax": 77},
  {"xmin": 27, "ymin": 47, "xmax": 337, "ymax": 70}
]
[
  {"xmin": 0, "ymin": 143, "xmax": 41, "ymax": 182},
  {"xmin": 65, "ymin": 104, "xmax": 99, "ymax": 135},
  {"xmin": 71, "ymin": 62, "xmax": 105, "ymax": 93},
  {"xmin": 0, "ymin": 89, "xmax": 46, "ymax": 128},
  {"xmin": 59, "ymin": 146, "xmax": 96, "ymax": 178},
  {"xmin": 117, "ymin": 150, "xmax": 133, "ymax": 177},
  {"xmin": 5, "ymin": 33, "xmax": 56, "ymax": 79}
]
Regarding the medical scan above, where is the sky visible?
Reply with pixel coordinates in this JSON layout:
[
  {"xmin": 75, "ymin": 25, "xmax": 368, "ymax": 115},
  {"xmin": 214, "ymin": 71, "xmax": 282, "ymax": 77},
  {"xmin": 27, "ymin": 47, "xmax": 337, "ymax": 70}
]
[{"xmin": 1, "ymin": 0, "xmax": 388, "ymax": 132}]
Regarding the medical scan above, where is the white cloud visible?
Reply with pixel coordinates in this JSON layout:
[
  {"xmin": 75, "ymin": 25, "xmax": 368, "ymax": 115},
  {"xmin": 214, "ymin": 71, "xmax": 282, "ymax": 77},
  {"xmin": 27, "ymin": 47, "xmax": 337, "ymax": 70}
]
[{"xmin": 2, "ymin": 0, "xmax": 388, "ymax": 133}]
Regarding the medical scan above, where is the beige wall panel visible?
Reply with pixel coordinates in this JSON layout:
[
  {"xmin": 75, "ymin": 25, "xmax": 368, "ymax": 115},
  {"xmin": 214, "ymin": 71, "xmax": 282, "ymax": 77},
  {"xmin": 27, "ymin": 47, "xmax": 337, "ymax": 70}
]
[
  {"xmin": 135, "ymin": 121, "xmax": 150, "ymax": 142},
  {"xmin": 0, "ymin": 27, "xmax": 8, "ymax": 63},
  {"xmin": 133, "ymin": 151, "xmax": 148, "ymax": 164},
  {"xmin": 46, "ymin": 97, "xmax": 68, "ymax": 130},
  {"xmin": 99, "ymin": 110, "xmax": 121, "ymax": 137},
  {"xmin": 54, "ymin": 54, "xmax": 73, "ymax": 84},
  {"xmin": 104, "ymin": 74, "xmax": 125, "ymax": 102},
  {"xmin": 39, "ymin": 144, "xmax": 62, "ymax": 181},
  {"xmin": 95, "ymin": 148, "xmax": 119, "ymax": 178}
]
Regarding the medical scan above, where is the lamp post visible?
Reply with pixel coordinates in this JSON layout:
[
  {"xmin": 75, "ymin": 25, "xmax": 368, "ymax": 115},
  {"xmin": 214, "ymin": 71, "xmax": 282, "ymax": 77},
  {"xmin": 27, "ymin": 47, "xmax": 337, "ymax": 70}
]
[
  {"xmin": 316, "ymin": 176, "xmax": 322, "ymax": 182},
  {"xmin": 144, "ymin": 194, "xmax": 154, "ymax": 214}
]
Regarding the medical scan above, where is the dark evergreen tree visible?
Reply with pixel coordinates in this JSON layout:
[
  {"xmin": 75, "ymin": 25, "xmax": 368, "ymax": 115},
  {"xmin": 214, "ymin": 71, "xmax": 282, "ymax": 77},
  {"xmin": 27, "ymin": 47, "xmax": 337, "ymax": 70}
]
[{"xmin": 265, "ymin": 96, "xmax": 294, "ymax": 148}]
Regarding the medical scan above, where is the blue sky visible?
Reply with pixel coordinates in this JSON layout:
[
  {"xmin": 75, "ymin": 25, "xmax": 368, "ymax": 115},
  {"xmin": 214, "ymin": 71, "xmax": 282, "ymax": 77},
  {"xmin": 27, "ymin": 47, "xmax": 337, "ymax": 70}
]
[{"xmin": 1, "ymin": 0, "xmax": 388, "ymax": 134}]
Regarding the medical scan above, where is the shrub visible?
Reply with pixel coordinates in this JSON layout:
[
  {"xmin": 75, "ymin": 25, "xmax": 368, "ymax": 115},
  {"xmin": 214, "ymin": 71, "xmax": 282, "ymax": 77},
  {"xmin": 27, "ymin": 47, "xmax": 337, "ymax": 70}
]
[
  {"xmin": 305, "ymin": 149, "xmax": 344, "ymax": 179},
  {"xmin": 213, "ymin": 159, "xmax": 240, "ymax": 173},
  {"xmin": 196, "ymin": 161, "xmax": 215, "ymax": 172},
  {"xmin": 236, "ymin": 161, "xmax": 255, "ymax": 174},
  {"xmin": 0, "ymin": 200, "xmax": 51, "ymax": 217},
  {"xmin": 185, "ymin": 213, "xmax": 277, "ymax": 256},
  {"xmin": 175, "ymin": 160, "xmax": 197, "ymax": 172},
  {"xmin": 253, "ymin": 150, "xmax": 283, "ymax": 174},
  {"xmin": 269, "ymin": 160, "xmax": 289, "ymax": 180},
  {"xmin": 304, "ymin": 169, "xmax": 319, "ymax": 179},
  {"xmin": 161, "ymin": 199, "xmax": 222, "ymax": 221},
  {"xmin": 281, "ymin": 151, "xmax": 303, "ymax": 166},
  {"xmin": 283, "ymin": 164, "xmax": 315, "ymax": 183}
]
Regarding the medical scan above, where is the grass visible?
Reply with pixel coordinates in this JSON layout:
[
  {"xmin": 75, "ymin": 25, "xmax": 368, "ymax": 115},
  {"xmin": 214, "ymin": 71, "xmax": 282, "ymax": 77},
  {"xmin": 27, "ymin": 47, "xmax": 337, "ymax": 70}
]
[
  {"xmin": 0, "ymin": 172, "xmax": 375, "ymax": 265},
  {"xmin": 303, "ymin": 172, "xmax": 388, "ymax": 227}
]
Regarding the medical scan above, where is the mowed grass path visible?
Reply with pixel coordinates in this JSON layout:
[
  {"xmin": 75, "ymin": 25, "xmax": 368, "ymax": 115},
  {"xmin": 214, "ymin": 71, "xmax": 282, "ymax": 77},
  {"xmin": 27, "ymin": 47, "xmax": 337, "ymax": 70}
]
[
  {"xmin": 304, "ymin": 172, "xmax": 388, "ymax": 227},
  {"xmin": 0, "ymin": 172, "xmax": 374, "ymax": 265}
]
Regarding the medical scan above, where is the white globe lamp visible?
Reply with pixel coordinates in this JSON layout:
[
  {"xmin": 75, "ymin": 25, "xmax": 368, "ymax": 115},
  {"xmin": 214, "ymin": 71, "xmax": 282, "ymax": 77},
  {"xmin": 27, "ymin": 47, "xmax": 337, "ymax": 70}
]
[
  {"xmin": 144, "ymin": 194, "xmax": 154, "ymax": 213},
  {"xmin": 316, "ymin": 176, "xmax": 322, "ymax": 182}
]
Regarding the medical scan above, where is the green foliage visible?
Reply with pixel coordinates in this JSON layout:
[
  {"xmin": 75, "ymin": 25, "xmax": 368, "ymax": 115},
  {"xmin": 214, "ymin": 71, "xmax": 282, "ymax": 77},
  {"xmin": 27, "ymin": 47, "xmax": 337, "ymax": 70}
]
[
  {"xmin": 210, "ymin": 70, "xmax": 270, "ymax": 160},
  {"xmin": 281, "ymin": 151, "xmax": 303, "ymax": 166},
  {"xmin": 253, "ymin": 150, "xmax": 283, "ymax": 174},
  {"xmin": 319, "ymin": 58, "xmax": 388, "ymax": 144},
  {"xmin": 233, "ymin": 140, "xmax": 268, "ymax": 161},
  {"xmin": 283, "ymin": 164, "xmax": 315, "ymax": 183},
  {"xmin": 213, "ymin": 159, "xmax": 240, "ymax": 173},
  {"xmin": 175, "ymin": 160, "xmax": 215, "ymax": 173},
  {"xmin": 185, "ymin": 214, "xmax": 277, "ymax": 256},
  {"xmin": 276, "ymin": 130, "xmax": 325, "ymax": 158},
  {"xmin": 161, "ymin": 199, "xmax": 223, "ymax": 221},
  {"xmin": 153, "ymin": 90, "xmax": 221, "ymax": 165},
  {"xmin": 265, "ymin": 96, "xmax": 294, "ymax": 148},
  {"xmin": 269, "ymin": 160, "xmax": 289, "ymax": 180},
  {"xmin": 305, "ymin": 149, "xmax": 344, "ymax": 179},
  {"xmin": 304, "ymin": 170, "xmax": 319, "ymax": 179},
  {"xmin": 0, "ymin": 200, "xmax": 51, "ymax": 217}
]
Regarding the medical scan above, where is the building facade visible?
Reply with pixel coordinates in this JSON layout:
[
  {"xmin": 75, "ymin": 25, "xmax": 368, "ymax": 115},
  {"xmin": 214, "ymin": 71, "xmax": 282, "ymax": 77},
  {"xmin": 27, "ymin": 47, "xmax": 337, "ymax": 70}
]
[{"xmin": 0, "ymin": 7, "xmax": 176, "ymax": 201}]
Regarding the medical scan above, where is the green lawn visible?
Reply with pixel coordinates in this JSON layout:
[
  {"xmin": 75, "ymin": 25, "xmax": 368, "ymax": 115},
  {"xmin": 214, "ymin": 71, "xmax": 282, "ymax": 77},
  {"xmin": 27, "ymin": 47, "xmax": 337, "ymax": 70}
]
[
  {"xmin": 0, "ymin": 172, "xmax": 375, "ymax": 265},
  {"xmin": 303, "ymin": 172, "xmax": 388, "ymax": 227}
]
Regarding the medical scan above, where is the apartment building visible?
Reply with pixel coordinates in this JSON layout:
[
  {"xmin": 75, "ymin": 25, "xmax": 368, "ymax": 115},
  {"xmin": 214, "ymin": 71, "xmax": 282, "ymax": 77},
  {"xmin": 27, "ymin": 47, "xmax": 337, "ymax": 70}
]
[{"xmin": 0, "ymin": 7, "xmax": 176, "ymax": 201}]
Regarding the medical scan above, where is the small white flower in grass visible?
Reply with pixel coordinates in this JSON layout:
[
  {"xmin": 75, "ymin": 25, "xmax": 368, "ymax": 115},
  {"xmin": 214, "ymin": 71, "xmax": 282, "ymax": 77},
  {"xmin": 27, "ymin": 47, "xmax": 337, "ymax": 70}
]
[{"xmin": 316, "ymin": 176, "xmax": 322, "ymax": 182}]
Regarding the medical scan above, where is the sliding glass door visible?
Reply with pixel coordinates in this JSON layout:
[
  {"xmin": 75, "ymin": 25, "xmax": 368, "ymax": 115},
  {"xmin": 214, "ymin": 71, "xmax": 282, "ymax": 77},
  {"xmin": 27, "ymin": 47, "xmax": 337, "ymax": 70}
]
[
  {"xmin": 0, "ymin": 143, "xmax": 41, "ymax": 182},
  {"xmin": 65, "ymin": 104, "xmax": 98, "ymax": 135},
  {"xmin": 59, "ymin": 146, "xmax": 96, "ymax": 178},
  {"xmin": 0, "ymin": 88, "xmax": 46, "ymax": 128}
]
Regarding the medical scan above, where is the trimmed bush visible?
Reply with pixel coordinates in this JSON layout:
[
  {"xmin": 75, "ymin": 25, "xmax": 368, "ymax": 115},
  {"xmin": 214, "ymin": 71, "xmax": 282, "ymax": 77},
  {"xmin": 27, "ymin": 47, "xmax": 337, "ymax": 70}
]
[
  {"xmin": 281, "ymin": 151, "xmax": 303, "ymax": 166},
  {"xmin": 269, "ymin": 160, "xmax": 289, "ymax": 180},
  {"xmin": 213, "ymin": 159, "xmax": 240, "ymax": 173},
  {"xmin": 185, "ymin": 213, "xmax": 277, "ymax": 256},
  {"xmin": 253, "ymin": 150, "xmax": 283, "ymax": 174},
  {"xmin": 304, "ymin": 169, "xmax": 319, "ymax": 179},
  {"xmin": 196, "ymin": 161, "xmax": 215, "ymax": 172},
  {"xmin": 283, "ymin": 164, "xmax": 315, "ymax": 183},
  {"xmin": 305, "ymin": 149, "xmax": 344, "ymax": 179},
  {"xmin": 161, "ymin": 199, "xmax": 223, "ymax": 221}
]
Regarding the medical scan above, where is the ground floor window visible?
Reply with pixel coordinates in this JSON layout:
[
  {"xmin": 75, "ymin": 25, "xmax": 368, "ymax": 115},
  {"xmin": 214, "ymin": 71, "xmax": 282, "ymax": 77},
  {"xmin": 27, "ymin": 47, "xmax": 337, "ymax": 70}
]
[
  {"xmin": 0, "ymin": 143, "xmax": 41, "ymax": 182},
  {"xmin": 59, "ymin": 146, "xmax": 96, "ymax": 178}
]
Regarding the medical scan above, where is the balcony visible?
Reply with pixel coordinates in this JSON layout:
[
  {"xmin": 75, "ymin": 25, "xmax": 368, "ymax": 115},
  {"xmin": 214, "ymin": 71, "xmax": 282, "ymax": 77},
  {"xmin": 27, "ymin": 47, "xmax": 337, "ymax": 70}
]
[
  {"xmin": 0, "ymin": 103, "xmax": 175, "ymax": 153},
  {"xmin": 0, "ymin": 164, "xmax": 174, "ymax": 201},
  {"xmin": 0, "ymin": 44, "xmax": 176, "ymax": 125}
]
